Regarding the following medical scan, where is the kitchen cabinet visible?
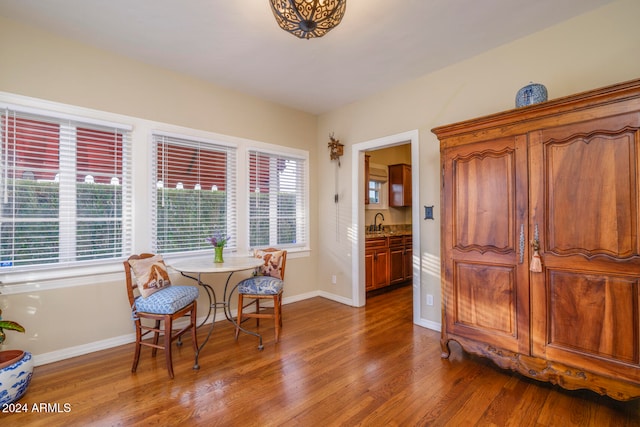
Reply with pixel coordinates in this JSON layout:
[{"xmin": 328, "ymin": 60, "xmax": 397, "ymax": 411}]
[
  {"xmin": 366, "ymin": 234, "xmax": 412, "ymax": 290},
  {"xmin": 389, "ymin": 235, "xmax": 412, "ymax": 285},
  {"xmin": 403, "ymin": 239, "xmax": 412, "ymax": 282},
  {"xmin": 364, "ymin": 237, "xmax": 388, "ymax": 291},
  {"xmin": 388, "ymin": 164, "xmax": 411, "ymax": 207},
  {"xmin": 432, "ymin": 78, "xmax": 640, "ymax": 400}
]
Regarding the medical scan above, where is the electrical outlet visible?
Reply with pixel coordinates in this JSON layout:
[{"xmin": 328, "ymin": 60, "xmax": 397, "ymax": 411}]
[
  {"xmin": 426, "ymin": 294, "xmax": 434, "ymax": 306},
  {"xmin": 331, "ymin": 275, "xmax": 337, "ymax": 284}
]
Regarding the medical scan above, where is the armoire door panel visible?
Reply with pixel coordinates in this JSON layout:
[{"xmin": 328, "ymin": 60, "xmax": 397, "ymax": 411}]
[
  {"xmin": 452, "ymin": 148, "xmax": 515, "ymax": 254},
  {"xmin": 543, "ymin": 130, "xmax": 638, "ymax": 259},
  {"xmin": 546, "ymin": 269, "xmax": 639, "ymax": 365},
  {"xmin": 530, "ymin": 112, "xmax": 640, "ymax": 381},
  {"xmin": 453, "ymin": 261, "xmax": 516, "ymax": 337},
  {"xmin": 442, "ymin": 135, "xmax": 529, "ymax": 355}
]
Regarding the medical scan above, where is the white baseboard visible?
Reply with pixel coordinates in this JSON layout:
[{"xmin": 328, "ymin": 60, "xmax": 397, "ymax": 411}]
[
  {"xmin": 34, "ymin": 334, "xmax": 136, "ymax": 367},
  {"xmin": 32, "ymin": 292, "xmax": 439, "ymax": 367},
  {"xmin": 32, "ymin": 292, "xmax": 321, "ymax": 367},
  {"xmin": 415, "ymin": 317, "xmax": 441, "ymax": 332},
  {"xmin": 317, "ymin": 290, "xmax": 354, "ymax": 306}
]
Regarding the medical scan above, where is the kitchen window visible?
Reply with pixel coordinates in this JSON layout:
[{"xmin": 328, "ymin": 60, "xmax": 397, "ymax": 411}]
[
  {"xmin": 368, "ymin": 180, "xmax": 383, "ymax": 204},
  {"xmin": 366, "ymin": 163, "xmax": 388, "ymax": 209}
]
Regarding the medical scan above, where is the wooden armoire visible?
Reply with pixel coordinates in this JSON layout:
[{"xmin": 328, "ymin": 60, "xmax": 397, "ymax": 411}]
[{"xmin": 432, "ymin": 79, "xmax": 640, "ymax": 401}]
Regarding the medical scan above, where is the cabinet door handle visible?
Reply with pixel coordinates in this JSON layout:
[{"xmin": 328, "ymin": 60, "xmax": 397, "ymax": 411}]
[{"xmin": 519, "ymin": 223, "xmax": 525, "ymax": 264}]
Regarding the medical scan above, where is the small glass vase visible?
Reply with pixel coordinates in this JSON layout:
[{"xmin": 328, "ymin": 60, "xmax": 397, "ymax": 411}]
[{"xmin": 214, "ymin": 246, "xmax": 224, "ymax": 263}]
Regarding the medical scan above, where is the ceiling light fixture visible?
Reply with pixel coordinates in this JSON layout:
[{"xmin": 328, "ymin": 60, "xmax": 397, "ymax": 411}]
[{"xmin": 269, "ymin": 0, "xmax": 347, "ymax": 39}]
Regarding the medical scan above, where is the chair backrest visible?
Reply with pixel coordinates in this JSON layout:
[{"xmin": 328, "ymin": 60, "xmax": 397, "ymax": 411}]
[
  {"xmin": 123, "ymin": 253, "xmax": 156, "ymax": 307},
  {"xmin": 255, "ymin": 248, "xmax": 287, "ymax": 280}
]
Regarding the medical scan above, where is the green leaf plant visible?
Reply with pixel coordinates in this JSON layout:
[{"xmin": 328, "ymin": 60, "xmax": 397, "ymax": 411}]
[{"xmin": 0, "ymin": 309, "xmax": 25, "ymax": 345}]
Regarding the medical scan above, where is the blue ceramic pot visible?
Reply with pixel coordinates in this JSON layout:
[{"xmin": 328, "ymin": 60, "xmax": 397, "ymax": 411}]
[
  {"xmin": 0, "ymin": 350, "xmax": 33, "ymax": 405},
  {"xmin": 516, "ymin": 82, "xmax": 548, "ymax": 107}
]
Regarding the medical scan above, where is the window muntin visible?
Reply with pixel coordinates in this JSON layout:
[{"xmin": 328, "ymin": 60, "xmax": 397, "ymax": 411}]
[
  {"xmin": 248, "ymin": 150, "xmax": 307, "ymax": 249},
  {"xmin": 152, "ymin": 133, "xmax": 237, "ymax": 254},
  {"xmin": 0, "ymin": 108, "xmax": 131, "ymax": 269}
]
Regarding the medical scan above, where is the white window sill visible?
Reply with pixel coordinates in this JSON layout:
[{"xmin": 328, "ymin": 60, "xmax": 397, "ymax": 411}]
[
  {"xmin": 0, "ymin": 263, "xmax": 123, "ymax": 295},
  {"xmin": 0, "ymin": 247, "xmax": 311, "ymax": 295}
]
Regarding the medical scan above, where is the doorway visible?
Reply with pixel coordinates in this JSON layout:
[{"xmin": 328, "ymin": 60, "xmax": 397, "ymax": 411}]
[{"xmin": 350, "ymin": 130, "xmax": 421, "ymax": 323}]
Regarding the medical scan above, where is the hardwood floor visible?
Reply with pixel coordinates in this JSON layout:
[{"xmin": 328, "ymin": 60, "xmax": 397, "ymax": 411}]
[{"xmin": 3, "ymin": 286, "xmax": 639, "ymax": 426}]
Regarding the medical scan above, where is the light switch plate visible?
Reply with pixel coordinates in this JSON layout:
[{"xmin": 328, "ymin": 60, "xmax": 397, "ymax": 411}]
[{"xmin": 424, "ymin": 205, "xmax": 434, "ymax": 220}]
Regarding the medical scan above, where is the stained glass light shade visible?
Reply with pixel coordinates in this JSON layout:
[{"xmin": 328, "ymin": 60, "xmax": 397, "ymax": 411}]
[{"xmin": 269, "ymin": 0, "xmax": 347, "ymax": 39}]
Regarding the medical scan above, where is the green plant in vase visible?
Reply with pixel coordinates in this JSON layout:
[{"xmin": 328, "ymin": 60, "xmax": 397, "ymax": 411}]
[
  {"xmin": 0, "ymin": 308, "xmax": 33, "ymax": 406},
  {"xmin": 0, "ymin": 309, "xmax": 25, "ymax": 345},
  {"xmin": 206, "ymin": 232, "xmax": 230, "ymax": 263}
]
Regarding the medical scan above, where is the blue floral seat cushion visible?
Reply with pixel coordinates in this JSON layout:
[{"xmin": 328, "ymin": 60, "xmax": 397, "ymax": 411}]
[
  {"xmin": 134, "ymin": 285, "xmax": 199, "ymax": 315},
  {"xmin": 237, "ymin": 276, "xmax": 283, "ymax": 295}
]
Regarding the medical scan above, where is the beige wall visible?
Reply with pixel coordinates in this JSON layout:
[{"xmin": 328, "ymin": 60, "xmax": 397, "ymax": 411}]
[
  {"xmin": 315, "ymin": 0, "xmax": 640, "ymax": 321},
  {"xmin": 0, "ymin": 16, "xmax": 319, "ymax": 361},
  {"xmin": 1, "ymin": 0, "xmax": 639, "ymax": 362}
]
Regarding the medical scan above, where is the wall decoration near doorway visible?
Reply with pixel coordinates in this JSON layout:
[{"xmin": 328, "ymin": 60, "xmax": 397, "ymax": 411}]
[
  {"xmin": 328, "ymin": 133, "xmax": 343, "ymax": 241},
  {"xmin": 328, "ymin": 133, "xmax": 344, "ymax": 166}
]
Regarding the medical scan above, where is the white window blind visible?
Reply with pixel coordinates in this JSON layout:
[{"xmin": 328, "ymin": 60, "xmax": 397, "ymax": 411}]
[
  {"xmin": 152, "ymin": 133, "xmax": 237, "ymax": 254},
  {"xmin": 248, "ymin": 149, "xmax": 307, "ymax": 249},
  {"xmin": 0, "ymin": 107, "xmax": 132, "ymax": 269}
]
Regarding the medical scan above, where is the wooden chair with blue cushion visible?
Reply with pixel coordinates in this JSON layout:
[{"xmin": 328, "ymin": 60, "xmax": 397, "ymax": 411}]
[
  {"xmin": 124, "ymin": 253, "xmax": 199, "ymax": 378},
  {"xmin": 235, "ymin": 248, "xmax": 287, "ymax": 345}
]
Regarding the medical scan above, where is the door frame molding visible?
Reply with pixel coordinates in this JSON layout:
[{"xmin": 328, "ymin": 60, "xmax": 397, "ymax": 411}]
[{"xmin": 350, "ymin": 130, "xmax": 421, "ymax": 323}]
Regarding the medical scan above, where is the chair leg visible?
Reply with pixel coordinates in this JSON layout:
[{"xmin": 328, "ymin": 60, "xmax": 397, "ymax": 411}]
[
  {"xmin": 152, "ymin": 319, "xmax": 161, "ymax": 357},
  {"xmin": 132, "ymin": 321, "xmax": 142, "ymax": 373},
  {"xmin": 273, "ymin": 294, "xmax": 281, "ymax": 343},
  {"xmin": 164, "ymin": 315, "xmax": 174, "ymax": 379},
  {"xmin": 279, "ymin": 292, "xmax": 283, "ymax": 327},
  {"xmin": 235, "ymin": 294, "xmax": 244, "ymax": 340}
]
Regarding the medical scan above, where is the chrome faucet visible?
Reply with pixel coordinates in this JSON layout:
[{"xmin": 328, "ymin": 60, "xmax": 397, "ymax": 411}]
[{"xmin": 373, "ymin": 212, "xmax": 385, "ymax": 232}]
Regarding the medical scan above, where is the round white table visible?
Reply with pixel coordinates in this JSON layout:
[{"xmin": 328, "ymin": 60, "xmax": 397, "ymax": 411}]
[{"xmin": 170, "ymin": 256, "xmax": 265, "ymax": 369}]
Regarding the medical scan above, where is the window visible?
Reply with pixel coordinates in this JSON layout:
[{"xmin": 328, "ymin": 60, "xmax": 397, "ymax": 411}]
[
  {"xmin": 248, "ymin": 149, "xmax": 307, "ymax": 249},
  {"xmin": 0, "ymin": 106, "xmax": 132, "ymax": 270},
  {"xmin": 367, "ymin": 178, "xmax": 388, "ymax": 210},
  {"xmin": 368, "ymin": 180, "xmax": 382, "ymax": 204},
  {"xmin": 366, "ymin": 162, "xmax": 388, "ymax": 210},
  {"xmin": 152, "ymin": 132, "xmax": 237, "ymax": 254}
]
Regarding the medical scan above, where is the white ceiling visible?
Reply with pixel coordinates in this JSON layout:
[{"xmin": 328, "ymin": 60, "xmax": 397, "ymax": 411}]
[{"xmin": 0, "ymin": 0, "xmax": 615, "ymax": 114}]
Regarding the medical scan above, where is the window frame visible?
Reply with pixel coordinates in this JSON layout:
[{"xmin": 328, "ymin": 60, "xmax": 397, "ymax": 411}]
[
  {"xmin": 150, "ymin": 130, "xmax": 238, "ymax": 256},
  {"xmin": 246, "ymin": 146, "xmax": 309, "ymax": 251},
  {"xmin": 0, "ymin": 93, "xmax": 311, "ymax": 294},
  {"xmin": 0, "ymin": 99, "xmax": 133, "ymax": 287}
]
